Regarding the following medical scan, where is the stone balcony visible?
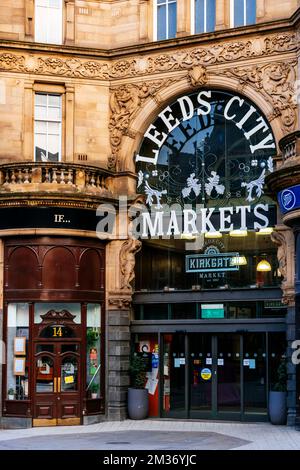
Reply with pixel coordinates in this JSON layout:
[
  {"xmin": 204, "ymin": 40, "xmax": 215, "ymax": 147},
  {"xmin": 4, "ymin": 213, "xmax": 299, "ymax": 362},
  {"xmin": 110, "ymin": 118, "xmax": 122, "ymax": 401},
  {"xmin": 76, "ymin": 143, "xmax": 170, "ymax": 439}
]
[
  {"xmin": 266, "ymin": 131, "xmax": 300, "ymax": 194},
  {"xmin": 0, "ymin": 161, "xmax": 116, "ymax": 207}
]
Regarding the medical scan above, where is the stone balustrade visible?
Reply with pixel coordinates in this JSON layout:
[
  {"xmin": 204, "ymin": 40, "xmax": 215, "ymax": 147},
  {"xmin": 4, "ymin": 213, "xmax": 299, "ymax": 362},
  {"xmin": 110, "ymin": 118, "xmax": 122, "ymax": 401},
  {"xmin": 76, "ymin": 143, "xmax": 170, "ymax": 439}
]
[
  {"xmin": 0, "ymin": 162, "xmax": 113, "ymax": 196},
  {"xmin": 279, "ymin": 130, "xmax": 300, "ymax": 162}
]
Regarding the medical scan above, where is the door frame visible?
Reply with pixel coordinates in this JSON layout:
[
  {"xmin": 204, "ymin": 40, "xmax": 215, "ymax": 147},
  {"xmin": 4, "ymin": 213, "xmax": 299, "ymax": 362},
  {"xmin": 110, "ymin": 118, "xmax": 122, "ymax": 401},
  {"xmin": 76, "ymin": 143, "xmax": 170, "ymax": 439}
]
[
  {"xmin": 32, "ymin": 338, "xmax": 83, "ymax": 427},
  {"xmin": 159, "ymin": 330, "xmax": 282, "ymax": 422}
]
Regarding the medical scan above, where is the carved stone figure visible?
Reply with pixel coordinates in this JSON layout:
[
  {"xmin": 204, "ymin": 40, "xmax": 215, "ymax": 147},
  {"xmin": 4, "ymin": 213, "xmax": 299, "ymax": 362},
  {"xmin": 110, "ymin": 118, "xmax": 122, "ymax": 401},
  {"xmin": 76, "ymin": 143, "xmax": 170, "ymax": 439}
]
[
  {"xmin": 120, "ymin": 238, "xmax": 142, "ymax": 290},
  {"xmin": 271, "ymin": 230, "xmax": 287, "ymax": 282}
]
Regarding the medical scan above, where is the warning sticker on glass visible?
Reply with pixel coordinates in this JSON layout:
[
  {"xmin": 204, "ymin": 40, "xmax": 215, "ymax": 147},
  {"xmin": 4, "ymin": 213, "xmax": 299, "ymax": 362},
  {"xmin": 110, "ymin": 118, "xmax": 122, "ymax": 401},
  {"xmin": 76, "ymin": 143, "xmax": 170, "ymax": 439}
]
[{"xmin": 201, "ymin": 368, "xmax": 212, "ymax": 381}]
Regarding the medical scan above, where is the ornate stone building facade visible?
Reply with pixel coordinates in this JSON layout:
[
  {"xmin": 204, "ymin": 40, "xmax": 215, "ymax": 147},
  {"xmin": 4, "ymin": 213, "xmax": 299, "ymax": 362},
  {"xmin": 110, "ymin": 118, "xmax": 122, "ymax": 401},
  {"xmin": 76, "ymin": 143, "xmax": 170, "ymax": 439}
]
[{"xmin": 0, "ymin": 1, "xmax": 299, "ymax": 427}]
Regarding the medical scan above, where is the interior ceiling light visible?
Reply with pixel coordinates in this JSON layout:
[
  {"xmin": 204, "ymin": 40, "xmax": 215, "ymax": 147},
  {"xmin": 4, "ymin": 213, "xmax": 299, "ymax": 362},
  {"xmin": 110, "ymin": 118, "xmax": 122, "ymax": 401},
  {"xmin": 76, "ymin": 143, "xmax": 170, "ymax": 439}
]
[
  {"xmin": 231, "ymin": 255, "xmax": 247, "ymax": 266},
  {"xmin": 256, "ymin": 260, "xmax": 272, "ymax": 272},
  {"xmin": 256, "ymin": 227, "xmax": 274, "ymax": 235},
  {"xmin": 204, "ymin": 231, "xmax": 222, "ymax": 239},
  {"xmin": 229, "ymin": 230, "xmax": 248, "ymax": 237}
]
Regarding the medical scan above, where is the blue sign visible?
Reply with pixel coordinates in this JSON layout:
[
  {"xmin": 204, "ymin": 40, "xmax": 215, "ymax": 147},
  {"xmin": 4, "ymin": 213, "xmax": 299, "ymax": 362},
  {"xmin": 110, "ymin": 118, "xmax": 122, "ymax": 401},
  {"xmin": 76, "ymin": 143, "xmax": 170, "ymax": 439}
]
[
  {"xmin": 186, "ymin": 252, "xmax": 240, "ymax": 273},
  {"xmin": 278, "ymin": 185, "xmax": 300, "ymax": 214}
]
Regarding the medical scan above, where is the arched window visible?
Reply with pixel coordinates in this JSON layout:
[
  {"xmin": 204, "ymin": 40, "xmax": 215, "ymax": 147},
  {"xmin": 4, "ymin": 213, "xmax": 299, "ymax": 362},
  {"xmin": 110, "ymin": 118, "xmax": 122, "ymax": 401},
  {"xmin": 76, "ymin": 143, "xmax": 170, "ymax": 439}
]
[{"xmin": 135, "ymin": 89, "xmax": 279, "ymax": 292}]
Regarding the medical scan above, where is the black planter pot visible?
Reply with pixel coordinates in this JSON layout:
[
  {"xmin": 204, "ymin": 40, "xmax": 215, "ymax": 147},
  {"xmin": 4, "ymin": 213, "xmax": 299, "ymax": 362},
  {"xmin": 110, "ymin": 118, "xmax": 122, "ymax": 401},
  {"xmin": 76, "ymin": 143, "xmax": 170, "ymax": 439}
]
[
  {"xmin": 269, "ymin": 391, "xmax": 287, "ymax": 425},
  {"xmin": 128, "ymin": 388, "xmax": 149, "ymax": 420}
]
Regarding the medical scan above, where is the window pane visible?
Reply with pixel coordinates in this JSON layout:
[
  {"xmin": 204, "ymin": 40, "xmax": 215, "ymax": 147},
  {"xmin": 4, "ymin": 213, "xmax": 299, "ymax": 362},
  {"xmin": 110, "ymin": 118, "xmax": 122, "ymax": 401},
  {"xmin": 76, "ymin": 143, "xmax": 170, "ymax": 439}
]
[
  {"xmin": 35, "ymin": 93, "xmax": 47, "ymax": 106},
  {"xmin": 36, "ymin": 356, "xmax": 54, "ymax": 393},
  {"xmin": 234, "ymin": 0, "xmax": 244, "ymax": 27},
  {"xmin": 34, "ymin": 107, "xmax": 47, "ymax": 121},
  {"xmin": 195, "ymin": 0, "xmax": 205, "ymax": 33},
  {"xmin": 87, "ymin": 304, "xmax": 101, "ymax": 328},
  {"xmin": 35, "ymin": 6, "xmax": 47, "ymax": 42},
  {"xmin": 48, "ymin": 95, "xmax": 60, "ymax": 107},
  {"xmin": 48, "ymin": 121, "xmax": 60, "ymax": 135},
  {"xmin": 47, "ymin": 106, "xmax": 61, "ymax": 121},
  {"xmin": 246, "ymin": 0, "xmax": 256, "ymax": 25},
  {"xmin": 35, "ymin": 120, "xmax": 47, "ymax": 133},
  {"xmin": 47, "ymin": 5, "xmax": 62, "ymax": 44},
  {"xmin": 34, "ymin": 94, "xmax": 61, "ymax": 162},
  {"xmin": 157, "ymin": 4, "xmax": 167, "ymax": 40},
  {"xmin": 168, "ymin": 1, "xmax": 177, "ymax": 39},
  {"xmin": 35, "ymin": 134, "xmax": 47, "ymax": 161},
  {"xmin": 35, "ymin": 1, "xmax": 62, "ymax": 44},
  {"xmin": 7, "ymin": 304, "xmax": 29, "ymax": 401},
  {"xmin": 206, "ymin": 0, "xmax": 216, "ymax": 32}
]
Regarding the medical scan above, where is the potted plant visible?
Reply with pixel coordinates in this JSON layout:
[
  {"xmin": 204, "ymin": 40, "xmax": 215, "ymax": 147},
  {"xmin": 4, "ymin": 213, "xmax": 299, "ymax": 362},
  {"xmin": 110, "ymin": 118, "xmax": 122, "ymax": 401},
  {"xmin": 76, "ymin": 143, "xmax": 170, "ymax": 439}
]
[
  {"xmin": 269, "ymin": 358, "xmax": 287, "ymax": 425},
  {"xmin": 87, "ymin": 329, "xmax": 99, "ymax": 349},
  {"xmin": 128, "ymin": 354, "xmax": 149, "ymax": 420},
  {"xmin": 90, "ymin": 383, "xmax": 99, "ymax": 399},
  {"xmin": 7, "ymin": 388, "xmax": 15, "ymax": 400}
]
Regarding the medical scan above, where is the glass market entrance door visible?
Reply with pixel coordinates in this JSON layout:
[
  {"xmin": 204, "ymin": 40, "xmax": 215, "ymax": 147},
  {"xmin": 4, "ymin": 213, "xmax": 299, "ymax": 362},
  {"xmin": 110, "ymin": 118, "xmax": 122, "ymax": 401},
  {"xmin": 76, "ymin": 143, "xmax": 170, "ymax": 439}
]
[
  {"xmin": 33, "ymin": 341, "xmax": 81, "ymax": 426},
  {"xmin": 162, "ymin": 332, "xmax": 269, "ymax": 420}
]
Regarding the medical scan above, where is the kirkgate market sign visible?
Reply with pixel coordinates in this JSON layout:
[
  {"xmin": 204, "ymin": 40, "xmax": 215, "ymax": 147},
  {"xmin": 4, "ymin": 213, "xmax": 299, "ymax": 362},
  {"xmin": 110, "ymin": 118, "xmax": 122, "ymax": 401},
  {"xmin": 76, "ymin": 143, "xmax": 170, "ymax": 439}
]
[{"xmin": 135, "ymin": 89, "xmax": 277, "ymax": 238}]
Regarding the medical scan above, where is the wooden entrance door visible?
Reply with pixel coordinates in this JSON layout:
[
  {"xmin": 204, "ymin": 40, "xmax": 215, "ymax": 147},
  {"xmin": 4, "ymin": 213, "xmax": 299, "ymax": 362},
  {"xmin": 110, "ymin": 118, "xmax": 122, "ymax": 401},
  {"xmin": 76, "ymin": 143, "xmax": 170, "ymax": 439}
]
[{"xmin": 33, "ymin": 341, "xmax": 81, "ymax": 426}]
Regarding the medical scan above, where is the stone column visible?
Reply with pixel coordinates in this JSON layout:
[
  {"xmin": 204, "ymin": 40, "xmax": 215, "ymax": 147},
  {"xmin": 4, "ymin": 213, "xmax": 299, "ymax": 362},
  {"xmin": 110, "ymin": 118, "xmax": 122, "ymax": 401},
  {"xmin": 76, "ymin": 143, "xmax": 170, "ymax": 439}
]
[
  {"xmin": 272, "ymin": 225, "xmax": 296, "ymax": 425},
  {"xmin": 65, "ymin": 85, "xmax": 75, "ymax": 162},
  {"xmin": 287, "ymin": 300, "xmax": 297, "ymax": 426},
  {"xmin": 105, "ymin": 238, "xmax": 141, "ymax": 421}
]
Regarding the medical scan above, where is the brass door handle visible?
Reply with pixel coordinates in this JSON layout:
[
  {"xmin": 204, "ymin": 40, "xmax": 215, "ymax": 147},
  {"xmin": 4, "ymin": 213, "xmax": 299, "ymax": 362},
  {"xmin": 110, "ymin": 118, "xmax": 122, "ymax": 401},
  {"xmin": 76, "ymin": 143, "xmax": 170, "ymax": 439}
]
[
  {"xmin": 54, "ymin": 377, "xmax": 57, "ymax": 393},
  {"xmin": 58, "ymin": 377, "xmax": 61, "ymax": 393}
]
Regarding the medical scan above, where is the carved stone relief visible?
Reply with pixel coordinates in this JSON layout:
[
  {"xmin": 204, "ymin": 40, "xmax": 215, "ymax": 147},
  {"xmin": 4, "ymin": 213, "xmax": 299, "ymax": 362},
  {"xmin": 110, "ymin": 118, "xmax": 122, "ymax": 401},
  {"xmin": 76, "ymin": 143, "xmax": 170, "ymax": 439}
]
[
  {"xmin": 224, "ymin": 61, "xmax": 298, "ymax": 133},
  {"xmin": 119, "ymin": 238, "xmax": 142, "ymax": 291},
  {"xmin": 271, "ymin": 227, "xmax": 295, "ymax": 307},
  {"xmin": 0, "ymin": 32, "xmax": 297, "ymax": 80},
  {"xmin": 108, "ymin": 78, "xmax": 177, "ymax": 169}
]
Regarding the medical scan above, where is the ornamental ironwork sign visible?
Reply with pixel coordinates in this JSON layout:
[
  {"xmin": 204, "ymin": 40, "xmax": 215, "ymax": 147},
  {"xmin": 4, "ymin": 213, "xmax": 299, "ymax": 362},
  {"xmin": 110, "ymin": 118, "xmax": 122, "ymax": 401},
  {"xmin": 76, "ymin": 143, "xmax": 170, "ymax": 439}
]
[{"xmin": 135, "ymin": 89, "xmax": 277, "ymax": 236}]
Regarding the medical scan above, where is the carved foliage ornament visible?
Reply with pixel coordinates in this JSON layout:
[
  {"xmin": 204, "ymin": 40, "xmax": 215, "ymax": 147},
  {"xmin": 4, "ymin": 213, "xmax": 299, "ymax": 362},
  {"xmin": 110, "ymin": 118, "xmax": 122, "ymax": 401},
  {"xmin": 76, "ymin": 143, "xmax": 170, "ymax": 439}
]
[
  {"xmin": 0, "ymin": 33, "xmax": 297, "ymax": 80},
  {"xmin": 108, "ymin": 78, "xmax": 177, "ymax": 169},
  {"xmin": 224, "ymin": 61, "xmax": 298, "ymax": 133}
]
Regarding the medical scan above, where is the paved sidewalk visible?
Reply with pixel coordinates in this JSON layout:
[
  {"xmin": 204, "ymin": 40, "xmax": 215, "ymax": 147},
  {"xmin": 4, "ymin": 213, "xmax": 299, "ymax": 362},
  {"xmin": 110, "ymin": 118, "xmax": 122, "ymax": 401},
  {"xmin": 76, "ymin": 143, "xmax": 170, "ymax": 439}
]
[{"xmin": 0, "ymin": 420, "xmax": 300, "ymax": 450}]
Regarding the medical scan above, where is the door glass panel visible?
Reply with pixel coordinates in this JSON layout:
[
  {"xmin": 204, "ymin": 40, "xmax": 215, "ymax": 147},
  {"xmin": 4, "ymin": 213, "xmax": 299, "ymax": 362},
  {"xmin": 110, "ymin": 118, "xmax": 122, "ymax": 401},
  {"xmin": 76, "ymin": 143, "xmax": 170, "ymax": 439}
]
[
  {"xmin": 162, "ymin": 334, "xmax": 185, "ymax": 415},
  {"xmin": 217, "ymin": 334, "xmax": 241, "ymax": 413},
  {"xmin": 61, "ymin": 344, "xmax": 79, "ymax": 354},
  {"xmin": 36, "ymin": 344, "xmax": 54, "ymax": 353},
  {"xmin": 268, "ymin": 332, "xmax": 286, "ymax": 391},
  {"xmin": 61, "ymin": 356, "xmax": 78, "ymax": 391},
  {"xmin": 190, "ymin": 334, "xmax": 212, "ymax": 412},
  {"xmin": 244, "ymin": 333, "xmax": 267, "ymax": 413},
  {"xmin": 36, "ymin": 355, "xmax": 54, "ymax": 393}
]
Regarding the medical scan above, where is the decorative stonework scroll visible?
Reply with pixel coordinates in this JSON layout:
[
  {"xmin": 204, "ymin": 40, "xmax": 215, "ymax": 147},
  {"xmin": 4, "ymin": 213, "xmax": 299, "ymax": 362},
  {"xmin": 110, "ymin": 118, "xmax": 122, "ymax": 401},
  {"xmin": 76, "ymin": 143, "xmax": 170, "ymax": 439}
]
[
  {"xmin": 224, "ymin": 61, "xmax": 298, "ymax": 132},
  {"xmin": 108, "ymin": 78, "xmax": 177, "ymax": 169},
  {"xmin": 0, "ymin": 32, "xmax": 297, "ymax": 80}
]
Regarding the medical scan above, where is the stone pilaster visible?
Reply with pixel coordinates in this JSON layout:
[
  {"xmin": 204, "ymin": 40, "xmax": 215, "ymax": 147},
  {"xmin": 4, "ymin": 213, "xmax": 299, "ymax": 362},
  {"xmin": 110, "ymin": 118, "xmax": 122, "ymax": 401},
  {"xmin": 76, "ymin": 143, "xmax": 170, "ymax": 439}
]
[
  {"xmin": 0, "ymin": 238, "xmax": 4, "ymax": 422},
  {"xmin": 286, "ymin": 301, "xmax": 297, "ymax": 426},
  {"xmin": 105, "ymin": 238, "xmax": 141, "ymax": 420}
]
